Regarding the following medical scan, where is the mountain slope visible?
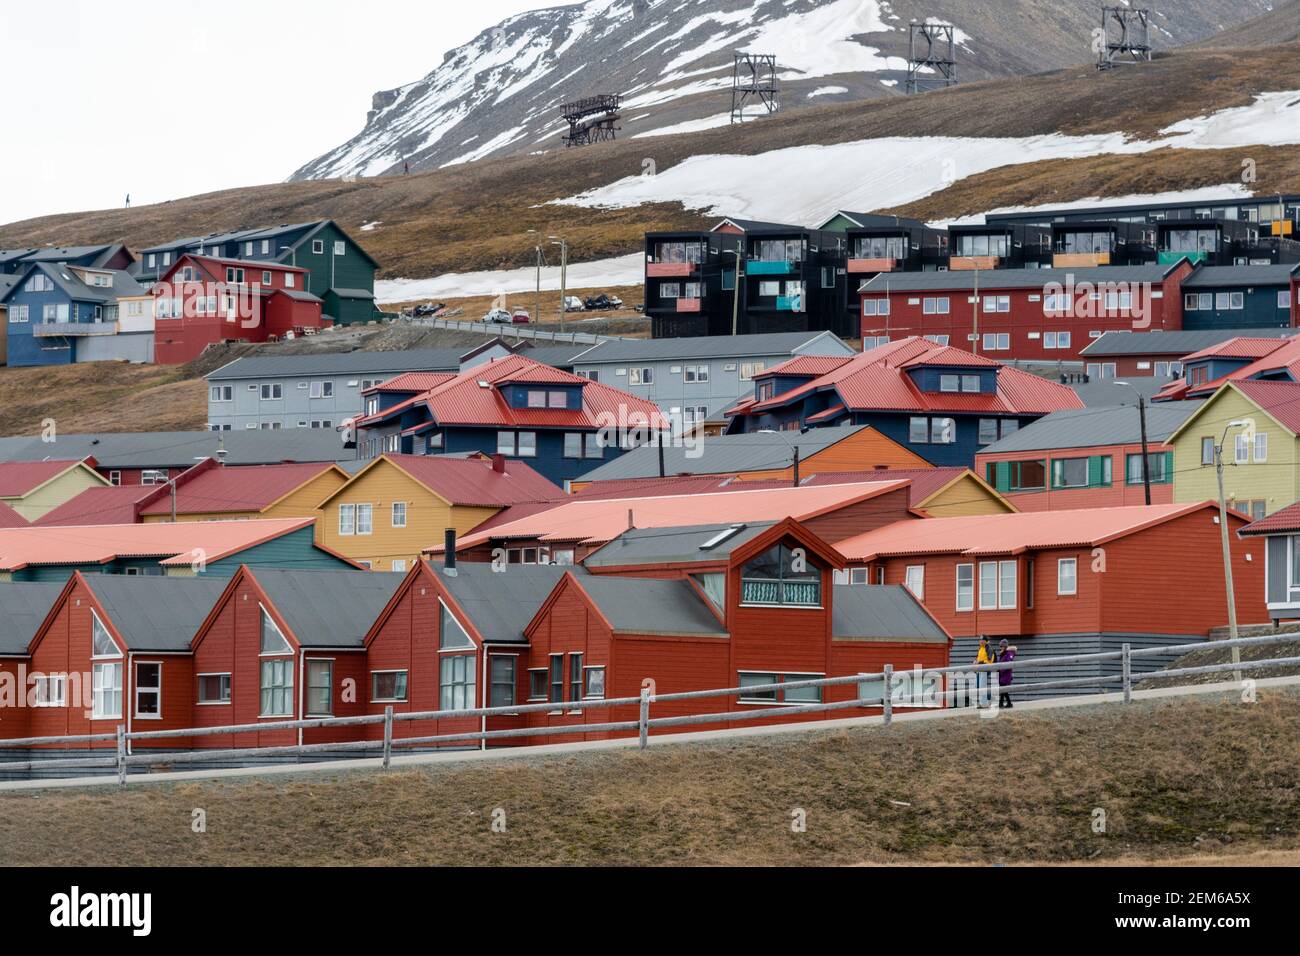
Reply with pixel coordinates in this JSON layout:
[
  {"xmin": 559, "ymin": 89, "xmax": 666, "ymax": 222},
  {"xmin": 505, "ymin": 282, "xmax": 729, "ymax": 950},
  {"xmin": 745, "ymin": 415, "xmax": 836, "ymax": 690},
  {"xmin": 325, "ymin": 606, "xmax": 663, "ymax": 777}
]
[
  {"xmin": 291, "ymin": 0, "xmax": 1275, "ymax": 180},
  {"xmin": 1192, "ymin": 0, "xmax": 1300, "ymax": 48}
]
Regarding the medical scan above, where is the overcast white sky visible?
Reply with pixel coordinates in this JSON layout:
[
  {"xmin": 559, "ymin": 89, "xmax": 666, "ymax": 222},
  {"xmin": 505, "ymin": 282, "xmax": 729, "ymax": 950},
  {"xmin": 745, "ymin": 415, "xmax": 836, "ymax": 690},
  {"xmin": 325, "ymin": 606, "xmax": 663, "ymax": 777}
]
[{"xmin": 0, "ymin": 0, "xmax": 576, "ymax": 225}]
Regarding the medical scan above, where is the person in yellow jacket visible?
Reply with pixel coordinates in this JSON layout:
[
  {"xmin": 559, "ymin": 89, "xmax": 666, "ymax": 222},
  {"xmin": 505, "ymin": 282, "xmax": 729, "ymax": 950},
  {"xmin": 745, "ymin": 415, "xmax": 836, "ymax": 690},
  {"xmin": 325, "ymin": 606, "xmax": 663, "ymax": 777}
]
[{"xmin": 974, "ymin": 636, "xmax": 995, "ymax": 707}]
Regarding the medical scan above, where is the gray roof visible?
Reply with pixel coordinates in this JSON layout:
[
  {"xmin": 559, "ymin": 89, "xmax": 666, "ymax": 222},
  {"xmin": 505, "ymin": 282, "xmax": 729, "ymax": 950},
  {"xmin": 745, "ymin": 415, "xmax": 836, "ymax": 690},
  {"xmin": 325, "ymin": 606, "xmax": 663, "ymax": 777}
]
[
  {"xmin": 576, "ymin": 576, "xmax": 728, "ymax": 637},
  {"xmin": 980, "ymin": 401, "xmax": 1201, "ymax": 453},
  {"xmin": 436, "ymin": 562, "xmax": 585, "ymax": 644},
  {"xmin": 252, "ymin": 568, "xmax": 404, "ymax": 648},
  {"xmin": 861, "ymin": 264, "xmax": 1177, "ymax": 293},
  {"xmin": 1183, "ymin": 264, "xmax": 1299, "ymax": 288},
  {"xmin": 570, "ymin": 331, "xmax": 849, "ymax": 364},
  {"xmin": 22, "ymin": 244, "xmax": 124, "ymax": 265},
  {"xmin": 714, "ymin": 217, "xmax": 806, "ymax": 233},
  {"xmin": 2, "ymin": 261, "xmax": 145, "ymax": 306},
  {"xmin": 1070, "ymin": 377, "xmax": 1173, "ymax": 407},
  {"xmin": 81, "ymin": 576, "xmax": 229, "ymax": 652},
  {"xmin": 207, "ymin": 343, "xmax": 583, "ymax": 382},
  {"xmin": 829, "ymin": 210, "xmax": 931, "ymax": 231},
  {"xmin": 0, "ymin": 583, "xmax": 64, "ymax": 655},
  {"xmin": 584, "ymin": 522, "xmax": 776, "ymax": 567},
  {"xmin": 832, "ymin": 585, "xmax": 948, "ymax": 643},
  {"xmin": 578, "ymin": 425, "xmax": 873, "ymax": 482},
  {"xmin": 0, "ymin": 430, "xmax": 356, "ymax": 469},
  {"xmin": 1080, "ymin": 328, "xmax": 1298, "ymax": 357},
  {"xmin": 330, "ymin": 288, "xmax": 375, "ymax": 300},
  {"xmin": 277, "ymin": 289, "xmax": 323, "ymax": 303}
]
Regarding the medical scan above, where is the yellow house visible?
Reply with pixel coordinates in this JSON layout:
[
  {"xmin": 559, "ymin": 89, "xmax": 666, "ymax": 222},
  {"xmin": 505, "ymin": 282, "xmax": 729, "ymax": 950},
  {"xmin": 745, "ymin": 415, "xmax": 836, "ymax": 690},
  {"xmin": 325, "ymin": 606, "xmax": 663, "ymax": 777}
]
[
  {"xmin": 1167, "ymin": 380, "xmax": 1300, "ymax": 521},
  {"xmin": 138, "ymin": 460, "xmax": 349, "ymax": 523},
  {"xmin": 0, "ymin": 459, "xmax": 109, "ymax": 521},
  {"xmin": 894, "ymin": 468, "xmax": 1017, "ymax": 517},
  {"xmin": 315, "ymin": 453, "xmax": 563, "ymax": 571}
]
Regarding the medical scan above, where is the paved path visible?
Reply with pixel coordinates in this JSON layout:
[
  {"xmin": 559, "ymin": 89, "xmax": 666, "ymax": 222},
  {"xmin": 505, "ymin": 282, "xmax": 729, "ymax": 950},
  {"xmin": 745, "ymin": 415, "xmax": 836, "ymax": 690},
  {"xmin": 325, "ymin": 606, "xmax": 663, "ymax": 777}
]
[{"xmin": 3, "ymin": 675, "xmax": 1296, "ymax": 793}]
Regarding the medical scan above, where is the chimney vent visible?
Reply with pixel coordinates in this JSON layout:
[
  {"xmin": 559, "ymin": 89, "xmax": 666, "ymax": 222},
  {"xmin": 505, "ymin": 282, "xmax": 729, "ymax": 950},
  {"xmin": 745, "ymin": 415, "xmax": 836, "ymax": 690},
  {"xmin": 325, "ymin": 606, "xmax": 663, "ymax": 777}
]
[{"xmin": 442, "ymin": 527, "xmax": 458, "ymax": 576}]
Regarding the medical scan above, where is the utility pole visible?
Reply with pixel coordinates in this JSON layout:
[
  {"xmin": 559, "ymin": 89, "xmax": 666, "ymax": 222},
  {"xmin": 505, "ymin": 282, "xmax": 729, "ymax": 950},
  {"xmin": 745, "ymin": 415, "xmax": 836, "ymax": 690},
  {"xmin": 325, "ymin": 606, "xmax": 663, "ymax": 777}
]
[
  {"xmin": 791, "ymin": 446, "xmax": 800, "ymax": 487},
  {"xmin": 1114, "ymin": 381, "xmax": 1152, "ymax": 504},
  {"xmin": 1216, "ymin": 420, "xmax": 1250, "ymax": 682}
]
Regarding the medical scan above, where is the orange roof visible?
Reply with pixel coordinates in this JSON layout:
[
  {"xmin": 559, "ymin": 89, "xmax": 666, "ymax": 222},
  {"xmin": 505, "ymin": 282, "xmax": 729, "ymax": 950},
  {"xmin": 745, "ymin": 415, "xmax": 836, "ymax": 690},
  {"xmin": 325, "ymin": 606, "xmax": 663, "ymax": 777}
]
[
  {"xmin": 0, "ymin": 517, "xmax": 319, "ymax": 571},
  {"xmin": 835, "ymin": 502, "xmax": 1221, "ymax": 562},
  {"xmin": 438, "ymin": 480, "xmax": 912, "ymax": 551},
  {"xmin": 325, "ymin": 454, "xmax": 563, "ymax": 509},
  {"xmin": 1186, "ymin": 336, "xmax": 1300, "ymax": 396}
]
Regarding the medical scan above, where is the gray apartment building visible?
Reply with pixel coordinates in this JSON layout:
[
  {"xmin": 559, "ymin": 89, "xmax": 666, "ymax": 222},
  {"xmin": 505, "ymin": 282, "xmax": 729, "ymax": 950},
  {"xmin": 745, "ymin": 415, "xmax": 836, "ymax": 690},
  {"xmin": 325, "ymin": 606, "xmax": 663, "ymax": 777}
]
[
  {"xmin": 204, "ymin": 342, "xmax": 589, "ymax": 431},
  {"xmin": 567, "ymin": 331, "xmax": 857, "ymax": 435}
]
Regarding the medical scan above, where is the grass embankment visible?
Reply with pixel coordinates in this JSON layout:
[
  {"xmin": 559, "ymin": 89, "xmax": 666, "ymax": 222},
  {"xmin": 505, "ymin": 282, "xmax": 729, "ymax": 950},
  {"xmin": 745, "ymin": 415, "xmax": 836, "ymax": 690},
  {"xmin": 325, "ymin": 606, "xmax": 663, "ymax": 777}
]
[{"xmin": 1, "ymin": 687, "xmax": 1296, "ymax": 866}]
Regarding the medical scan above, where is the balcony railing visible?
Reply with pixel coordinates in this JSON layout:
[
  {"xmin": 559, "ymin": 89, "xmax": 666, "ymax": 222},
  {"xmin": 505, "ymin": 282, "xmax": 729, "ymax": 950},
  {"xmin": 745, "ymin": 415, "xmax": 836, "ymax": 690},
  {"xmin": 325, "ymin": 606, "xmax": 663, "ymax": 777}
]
[
  {"xmin": 949, "ymin": 255, "xmax": 1002, "ymax": 271},
  {"xmin": 676, "ymin": 298, "xmax": 702, "ymax": 313},
  {"xmin": 747, "ymin": 259, "xmax": 798, "ymax": 275},
  {"xmin": 740, "ymin": 579, "xmax": 820, "ymax": 606},
  {"xmin": 1053, "ymin": 252, "xmax": 1111, "ymax": 268},
  {"xmin": 33, "ymin": 320, "xmax": 118, "ymax": 337},
  {"xmin": 847, "ymin": 257, "xmax": 898, "ymax": 273},
  {"xmin": 646, "ymin": 261, "xmax": 696, "ymax": 277}
]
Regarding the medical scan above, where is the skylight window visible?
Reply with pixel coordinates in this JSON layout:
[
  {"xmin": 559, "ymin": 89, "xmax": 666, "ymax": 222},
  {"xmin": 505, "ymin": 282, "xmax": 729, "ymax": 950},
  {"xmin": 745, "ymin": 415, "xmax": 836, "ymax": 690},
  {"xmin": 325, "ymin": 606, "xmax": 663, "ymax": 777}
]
[{"xmin": 699, "ymin": 524, "xmax": 746, "ymax": 550}]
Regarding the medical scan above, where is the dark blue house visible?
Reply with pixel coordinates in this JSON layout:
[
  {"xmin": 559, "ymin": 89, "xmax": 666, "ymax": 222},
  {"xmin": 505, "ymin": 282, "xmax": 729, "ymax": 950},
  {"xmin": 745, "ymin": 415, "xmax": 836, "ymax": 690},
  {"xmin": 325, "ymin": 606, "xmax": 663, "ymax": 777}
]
[
  {"xmin": 0, "ymin": 261, "xmax": 146, "ymax": 367},
  {"xmin": 353, "ymin": 354, "xmax": 668, "ymax": 486},
  {"xmin": 725, "ymin": 338, "xmax": 1085, "ymax": 468}
]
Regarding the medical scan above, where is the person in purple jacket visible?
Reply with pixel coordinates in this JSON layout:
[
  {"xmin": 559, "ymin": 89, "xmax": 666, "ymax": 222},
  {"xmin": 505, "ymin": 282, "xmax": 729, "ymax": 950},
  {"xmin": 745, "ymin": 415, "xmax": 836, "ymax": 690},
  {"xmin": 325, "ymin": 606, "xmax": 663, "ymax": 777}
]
[{"xmin": 997, "ymin": 639, "xmax": 1017, "ymax": 709}]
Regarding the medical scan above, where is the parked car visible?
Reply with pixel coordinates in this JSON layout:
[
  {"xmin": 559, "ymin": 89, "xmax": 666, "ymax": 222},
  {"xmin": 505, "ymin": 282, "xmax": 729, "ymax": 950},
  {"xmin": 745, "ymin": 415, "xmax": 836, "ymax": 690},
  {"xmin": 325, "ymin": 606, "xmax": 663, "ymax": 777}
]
[
  {"xmin": 511, "ymin": 309, "xmax": 531, "ymax": 324},
  {"xmin": 584, "ymin": 294, "xmax": 613, "ymax": 311},
  {"xmin": 484, "ymin": 308, "xmax": 512, "ymax": 323},
  {"xmin": 409, "ymin": 302, "xmax": 445, "ymax": 317},
  {"xmin": 607, "ymin": 295, "xmax": 623, "ymax": 309},
  {"xmin": 563, "ymin": 296, "xmax": 586, "ymax": 312}
]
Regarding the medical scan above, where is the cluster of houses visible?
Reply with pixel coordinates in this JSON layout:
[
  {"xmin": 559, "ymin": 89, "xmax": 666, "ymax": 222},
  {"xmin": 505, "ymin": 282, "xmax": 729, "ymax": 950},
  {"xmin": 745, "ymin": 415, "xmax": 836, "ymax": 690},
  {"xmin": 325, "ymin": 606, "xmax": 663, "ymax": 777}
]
[
  {"xmin": 645, "ymin": 195, "xmax": 1300, "ymax": 360},
  {"xmin": 6, "ymin": 188, "xmax": 1300, "ymax": 766},
  {"xmin": 0, "ymin": 220, "xmax": 378, "ymax": 367},
  {"xmin": 5, "ymin": 317, "xmax": 1300, "ymax": 764}
]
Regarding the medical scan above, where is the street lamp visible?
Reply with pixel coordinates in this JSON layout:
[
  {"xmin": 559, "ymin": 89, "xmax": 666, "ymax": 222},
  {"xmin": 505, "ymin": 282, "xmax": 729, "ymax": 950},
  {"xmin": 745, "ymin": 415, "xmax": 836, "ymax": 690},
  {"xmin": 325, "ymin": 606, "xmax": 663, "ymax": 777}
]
[
  {"xmin": 757, "ymin": 427, "xmax": 805, "ymax": 487},
  {"xmin": 1216, "ymin": 418, "xmax": 1252, "ymax": 681},
  {"xmin": 1113, "ymin": 381, "xmax": 1151, "ymax": 505},
  {"xmin": 548, "ymin": 236, "xmax": 568, "ymax": 333},
  {"xmin": 724, "ymin": 249, "xmax": 744, "ymax": 336}
]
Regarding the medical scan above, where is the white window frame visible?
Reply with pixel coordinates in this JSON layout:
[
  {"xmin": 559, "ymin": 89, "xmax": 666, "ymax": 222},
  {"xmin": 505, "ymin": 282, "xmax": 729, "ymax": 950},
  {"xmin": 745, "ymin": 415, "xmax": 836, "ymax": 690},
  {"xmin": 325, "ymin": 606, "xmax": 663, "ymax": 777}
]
[
  {"xmin": 1057, "ymin": 557, "xmax": 1078, "ymax": 596},
  {"xmin": 134, "ymin": 660, "xmax": 163, "ymax": 720},
  {"xmin": 32, "ymin": 673, "xmax": 66, "ymax": 707},
  {"xmin": 391, "ymin": 501, "xmax": 407, "ymax": 528},
  {"xmin": 903, "ymin": 565, "xmax": 925, "ymax": 601},
  {"xmin": 196, "ymin": 672, "xmax": 232, "ymax": 705},
  {"xmin": 371, "ymin": 669, "xmax": 410, "ymax": 703},
  {"xmin": 956, "ymin": 563, "xmax": 974, "ymax": 612},
  {"xmin": 338, "ymin": 503, "xmax": 356, "ymax": 536},
  {"xmin": 91, "ymin": 662, "xmax": 123, "ymax": 720}
]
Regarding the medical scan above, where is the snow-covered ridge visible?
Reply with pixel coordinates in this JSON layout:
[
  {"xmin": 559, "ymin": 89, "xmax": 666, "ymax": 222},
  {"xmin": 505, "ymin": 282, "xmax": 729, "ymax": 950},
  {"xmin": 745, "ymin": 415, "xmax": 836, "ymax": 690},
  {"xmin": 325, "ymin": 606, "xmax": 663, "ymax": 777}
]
[{"xmin": 293, "ymin": 0, "xmax": 1271, "ymax": 181}]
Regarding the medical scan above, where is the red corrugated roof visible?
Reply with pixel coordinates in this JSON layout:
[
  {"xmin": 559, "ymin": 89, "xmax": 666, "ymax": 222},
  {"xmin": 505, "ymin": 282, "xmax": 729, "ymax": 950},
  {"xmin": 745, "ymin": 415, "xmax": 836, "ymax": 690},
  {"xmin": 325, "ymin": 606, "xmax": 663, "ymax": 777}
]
[
  {"xmin": 1180, "ymin": 338, "xmax": 1291, "ymax": 363},
  {"xmin": 0, "ymin": 517, "xmax": 318, "ymax": 571},
  {"xmin": 138, "ymin": 462, "xmax": 340, "ymax": 516},
  {"xmin": 366, "ymin": 372, "xmax": 456, "ymax": 394},
  {"xmin": 571, "ymin": 468, "xmax": 972, "ymax": 510},
  {"xmin": 440, "ymin": 480, "xmax": 911, "ymax": 550},
  {"xmin": 1186, "ymin": 337, "xmax": 1300, "ymax": 396},
  {"xmin": 1242, "ymin": 501, "xmax": 1300, "ymax": 535},
  {"xmin": 379, "ymin": 454, "xmax": 563, "ymax": 507},
  {"xmin": 1229, "ymin": 380, "xmax": 1300, "ymax": 433},
  {"xmin": 0, "ymin": 460, "xmax": 90, "ymax": 498},
  {"xmin": 836, "ymin": 502, "xmax": 1220, "ymax": 561},
  {"xmin": 747, "ymin": 338, "xmax": 1082, "ymax": 417},
  {"xmin": 357, "ymin": 354, "xmax": 667, "ymax": 431},
  {"xmin": 760, "ymin": 355, "xmax": 852, "ymax": 378},
  {"xmin": 34, "ymin": 484, "xmax": 159, "ymax": 526},
  {"xmin": 0, "ymin": 501, "xmax": 29, "ymax": 528}
]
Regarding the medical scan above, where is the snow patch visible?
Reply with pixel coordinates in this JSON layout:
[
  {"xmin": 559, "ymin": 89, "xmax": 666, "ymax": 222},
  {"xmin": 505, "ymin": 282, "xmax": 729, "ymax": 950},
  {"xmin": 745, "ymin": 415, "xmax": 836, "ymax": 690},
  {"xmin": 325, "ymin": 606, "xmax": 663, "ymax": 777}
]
[
  {"xmin": 808, "ymin": 86, "xmax": 849, "ymax": 97},
  {"xmin": 376, "ymin": 254, "xmax": 644, "ymax": 304}
]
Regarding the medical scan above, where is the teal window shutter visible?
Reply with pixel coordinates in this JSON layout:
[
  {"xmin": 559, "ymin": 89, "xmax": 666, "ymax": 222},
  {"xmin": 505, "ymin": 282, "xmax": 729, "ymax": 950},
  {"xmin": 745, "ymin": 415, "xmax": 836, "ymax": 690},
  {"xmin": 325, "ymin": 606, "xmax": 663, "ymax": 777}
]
[
  {"xmin": 1088, "ymin": 455, "xmax": 1108, "ymax": 487},
  {"xmin": 994, "ymin": 461, "xmax": 1011, "ymax": 493},
  {"xmin": 1163, "ymin": 450, "xmax": 1173, "ymax": 483}
]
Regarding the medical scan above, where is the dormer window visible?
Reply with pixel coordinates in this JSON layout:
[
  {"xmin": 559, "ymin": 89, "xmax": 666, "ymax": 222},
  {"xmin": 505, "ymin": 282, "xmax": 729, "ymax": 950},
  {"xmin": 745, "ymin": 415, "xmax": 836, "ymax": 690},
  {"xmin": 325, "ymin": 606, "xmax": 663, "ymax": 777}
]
[
  {"xmin": 741, "ymin": 544, "xmax": 821, "ymax": 608},
  {"xmin": 938, "ymin": 373, "xmax": 982, "ymax": 393},
  {"xmin": 526, "ymin": 389, "xmax": 568, "ymax": 409}
]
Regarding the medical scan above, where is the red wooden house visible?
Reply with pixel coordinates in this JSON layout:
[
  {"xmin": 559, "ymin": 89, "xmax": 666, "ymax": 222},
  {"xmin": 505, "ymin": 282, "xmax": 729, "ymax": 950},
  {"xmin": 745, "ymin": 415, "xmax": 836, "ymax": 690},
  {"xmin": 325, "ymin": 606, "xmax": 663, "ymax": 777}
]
[
  {"xmin": 187, "ymin": 567, "xmax": 403, "ymax": 751},
  {"xmin": 514, "ymin": 517, "xmax": 952, "ymax": 743},
  {"xmin": 20, "ymin": 574, "xmax": 228, "ymax": 749},
  {"xmin": 153, "ymin": 254, "xmax": 324, "ymax": 364},
  {"xmin": 858, "ymin": 262, "xmax": 1194, "ymax": 363},
  {"xmin": 832, "ymin": 502, "xmax": 1266, "ymax": 696}
]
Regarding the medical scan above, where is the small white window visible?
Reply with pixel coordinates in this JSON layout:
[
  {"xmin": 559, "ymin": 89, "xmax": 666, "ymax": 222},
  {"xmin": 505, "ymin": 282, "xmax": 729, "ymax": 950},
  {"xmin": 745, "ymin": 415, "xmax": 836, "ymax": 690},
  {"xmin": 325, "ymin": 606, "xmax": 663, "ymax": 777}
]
[
  {"xmin": 903, "ymin": 565, "xmax": 925, "ymax": 600},
  {"xmin": 391, "ymin": 501, "xmax": 407, "ymax": 528},
  {"xmin": 338, "ymin": 503, "xmax": 356, "ymax": 536},
  {"xmin": 1057, "ymin": 558, "xmax": 1078, "ymax": 596}
]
